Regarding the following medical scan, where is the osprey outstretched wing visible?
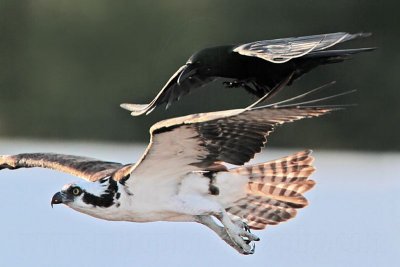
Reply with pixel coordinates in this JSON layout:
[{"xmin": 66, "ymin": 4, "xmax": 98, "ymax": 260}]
[
  {"xmin": 126, "ymin": 105, "xmax": 332, "ymax": 183},
  {"xmin": 0, "ymin": 153, "xmax": 124, "ymax": 182}
]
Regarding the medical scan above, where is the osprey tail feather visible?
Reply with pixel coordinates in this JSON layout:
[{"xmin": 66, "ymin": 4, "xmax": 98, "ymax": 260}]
[{"xmin": 222, "ymin": 150, "xmax": 316, "ymax": 230}]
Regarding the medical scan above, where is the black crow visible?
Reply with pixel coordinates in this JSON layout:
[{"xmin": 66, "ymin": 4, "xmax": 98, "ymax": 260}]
[{"xmin": 121, "ymin": 32, "xmax": 373, "ymax": 115}]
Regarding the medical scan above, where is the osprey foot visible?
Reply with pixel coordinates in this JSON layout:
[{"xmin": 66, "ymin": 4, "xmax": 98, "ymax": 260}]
[
  {"xmin": 195, "ymin": 215, "xmax": 256, "ymax": 255},
  {"xmin": 225, "ymin": 221, "xmax": 259, "ymax": 255},
  {"xmin": 226, "ymin": 229, "xmax": 256, "ymax": 255},
  {"xmin": 214, "ymin": 211, "xmax": 260, "ymax": 255},
  {"xmin": 233, "ymin": 220, "xmax": 260, "ymax": 242}
]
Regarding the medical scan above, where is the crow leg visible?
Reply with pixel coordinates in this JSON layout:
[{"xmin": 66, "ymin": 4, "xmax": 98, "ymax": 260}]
[{"xmin": 223, "ymin": 80, "xmax": 260, "ymax": 96}]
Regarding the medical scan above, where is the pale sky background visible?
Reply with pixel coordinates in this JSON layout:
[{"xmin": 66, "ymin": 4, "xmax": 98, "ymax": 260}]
[{"xmin": 0, "ymin": 140, "xmax": 399, "ymax": 267}]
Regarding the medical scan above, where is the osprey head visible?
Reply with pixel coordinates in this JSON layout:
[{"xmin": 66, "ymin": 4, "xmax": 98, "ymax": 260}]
[{"xmin": 51, "ymin": 177, "xmax": 119, "ymax": 213}]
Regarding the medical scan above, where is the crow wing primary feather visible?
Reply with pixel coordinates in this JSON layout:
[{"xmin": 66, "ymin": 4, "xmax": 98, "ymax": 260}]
[
  {"xmin": 233, "ymin": 32, "xmax": 370, "ymax": 63},
  {"xmin": 0, "ymin": 153, "xmax": 123, "ymax": 181},
  {"xmin": 121, "ymin": 65, "xmax": 214, "ymax": 116}
]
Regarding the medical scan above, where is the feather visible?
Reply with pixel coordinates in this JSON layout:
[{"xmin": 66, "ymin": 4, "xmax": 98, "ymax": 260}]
[
  {"xmin": 233, "ymin": 32, "xmax": 370, "ymax": 63},
  {"xmin": 226, "ymin": 150, "xmax": 316, "ymax": 230},
  {"xmin": 0, "ymin": 153, "xmax": 123, "ymax": 181}
]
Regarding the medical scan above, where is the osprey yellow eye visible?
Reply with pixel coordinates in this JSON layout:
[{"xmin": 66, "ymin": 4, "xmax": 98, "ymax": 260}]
[{"xmin": 72, "ymin": 187, "xmax": 81, "ymax": 196}]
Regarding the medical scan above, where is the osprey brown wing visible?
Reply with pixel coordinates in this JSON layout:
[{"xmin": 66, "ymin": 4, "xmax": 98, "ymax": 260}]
[
  {"xmin": 128, "ymin": 105, "xmax": 335, "ymax": 182},
  {"xmin": 0, "ymin": 153, "xmax": 123, "ymax": 182}
]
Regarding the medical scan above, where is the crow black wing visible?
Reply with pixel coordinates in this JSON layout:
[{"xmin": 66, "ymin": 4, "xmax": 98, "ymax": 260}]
[{"xmin": 121, "ymin": 65, "xmax": 214, "ymax": 116}]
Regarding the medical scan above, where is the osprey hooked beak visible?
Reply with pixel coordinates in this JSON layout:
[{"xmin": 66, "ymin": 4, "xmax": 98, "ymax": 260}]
[{"xmin": 51, "ymin": 192, "xmax": 63, "ymax": 208}]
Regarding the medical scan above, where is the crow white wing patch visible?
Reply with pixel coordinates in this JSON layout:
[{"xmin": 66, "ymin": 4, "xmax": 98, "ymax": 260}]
[{"xmin": 233, "ymin": 32, "xmax": 368, "ymax": 63}]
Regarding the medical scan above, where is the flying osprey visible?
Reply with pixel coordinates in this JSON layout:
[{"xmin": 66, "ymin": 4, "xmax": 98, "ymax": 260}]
[
  {"xmin": 0, "ymin": 97, "xmax": 338, "ymax": 255},
  {"xmin": 121, "ymin": 32, "xmax": 372, "ymax": 116}
]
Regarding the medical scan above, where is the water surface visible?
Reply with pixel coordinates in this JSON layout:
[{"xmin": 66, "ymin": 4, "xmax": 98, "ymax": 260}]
[{"xmin": 0, "ymin": 140, "xmax": 399, "ymax": 267}]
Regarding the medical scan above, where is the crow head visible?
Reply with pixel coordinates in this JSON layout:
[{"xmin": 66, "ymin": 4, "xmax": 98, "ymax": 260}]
[{"xmin": 177, "ymin": 45, "xmax": 233, "ymax": 85}]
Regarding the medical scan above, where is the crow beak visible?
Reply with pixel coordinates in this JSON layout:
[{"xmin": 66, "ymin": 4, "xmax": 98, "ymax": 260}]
[
  {"xmin": 177, "ymin": 64, "xmax": 197, "ymax": 85},
  {"xmin": 51, "ymin": 192, "xmax": 63, "ymax": 208}
]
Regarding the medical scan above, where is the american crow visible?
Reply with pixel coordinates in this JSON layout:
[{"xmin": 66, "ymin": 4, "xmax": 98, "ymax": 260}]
[{"xmin": 121, "ymin": 32, "xmax": 373, "ymax": 116}]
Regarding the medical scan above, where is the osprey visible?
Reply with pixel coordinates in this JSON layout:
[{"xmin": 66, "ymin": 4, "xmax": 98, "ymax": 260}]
[
  {"xmin": 121, "ymin": 32, "xmax": 373, "ymax": 116},
  {"xmin": 0, "ymin": 93, "xmax": 339, "ymax": 255}
]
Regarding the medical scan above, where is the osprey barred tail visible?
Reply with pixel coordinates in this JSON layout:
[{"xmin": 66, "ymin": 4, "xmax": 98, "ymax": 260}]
[{"xmin": 214, "ymin": 150, "xmax": 315, "ymax": 231}]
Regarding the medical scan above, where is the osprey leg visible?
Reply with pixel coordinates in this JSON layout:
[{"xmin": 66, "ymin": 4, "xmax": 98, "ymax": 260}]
[{"xmin": 195, "ymin": 215, "xmax": 257, "ymax": 255}]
